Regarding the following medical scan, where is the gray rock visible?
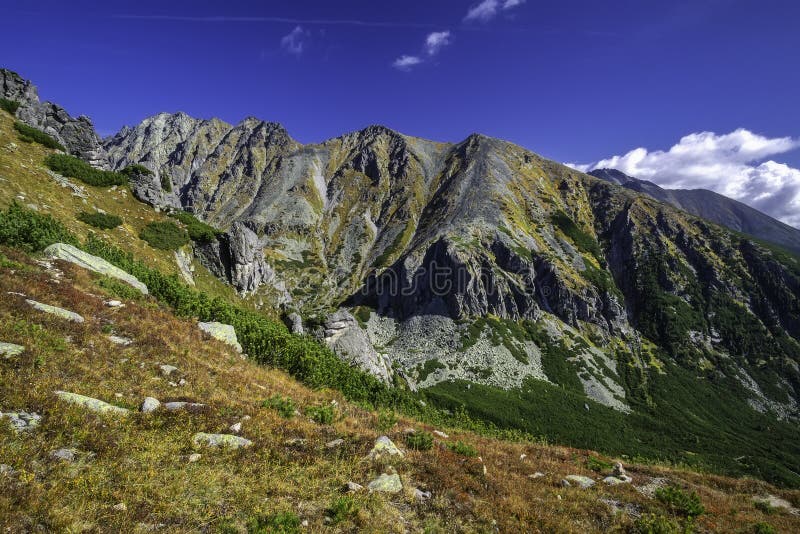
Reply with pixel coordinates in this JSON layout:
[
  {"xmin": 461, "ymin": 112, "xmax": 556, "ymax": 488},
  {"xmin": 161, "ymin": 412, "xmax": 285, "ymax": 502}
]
[
  {"xmin": 368, "ymin": 436, "xmax": 404, "ymax": 459},
  {"xmin": 188, "ymin": 453, "xmax": 202, "ymax": 463},
  {"xmin": 602, "ymin": 476, "xmax": 627, "ymax": 486},
  {"xmin": 368, "ymin": 473, "xmax": 403, "ymax": 493},
  {"xmin": 141, "ymin": 397, "xmax": 160, "ymax": 413},
  {"xmin": 565, "ymin": 475, "xmax": 596, "ymax": 489},
  {"xmin": 197, "ymin": 321, "xmax": 243, "ymax": 353},
  {"xmin": 0, "ymin": 410, "xmax": 41, "ymax": 432},
  {"xmin": 0, "ymin": 464, "xmax": 15, "ymax": 476},
  {"xmin": 322, "ymin": 310, "xmax": 392, "ymax": 384},
  {"xmin": 174, "ymin": 249, "xmax": 195, "ymax": 286},
  {"xmin": 26, "ymin": 299, "xmax": 84, "ymax": 323},
  {"xmin": 344, "ymin": 481, "xmax": 363, "ymax": 492},
  {"xmin": 159, "ymin": 364, "xmax": 178, "ymax": 376},
  {"xmin": 0, "ymin": 342, "xmax": 25, "ymax": 359},
  {"xmin": 529, "ymin": 472, "xmax": 545, "ymax": 479},
  {"xmin": 50, "ymin": 448, "xmax": 78, "ymax": 462},
  {"xmin": 106, "ymin": 299, "xmax": 124, "ymax": 308},
  {"xmin": 112, "ymin": 503, "xmax": 127, "ymax": 512},
  {"xmin": 192, "ymin": 432, "xmax": 252, "ymax": 449},
  {"xmin": 108, "ymin": 335, "xmax": 132, "ymax": 346},
  {"xmin": 54, "ymin": 391, "xmax": 130, "ymax": 416},
  {"xmin": 325, "ymin": 438, "xmax": 345, "ymax": 449},
  {"xmin": 229, "ymin": 422, "xmax": 242, "ymax": 433},
  {"xmin": 287, "ymin": 312, "xmax": 304, "ymax": 334},
  {"xmin": 44, "ymin": 243, "xmax": 148, "ymax": 294},
  {"xmin": 414, "ymin": 488, "xmax": 432, "ymax": 500},
  {"xmin": 163, "ymin": 401, "xmax": 205, "ymax": 411}
]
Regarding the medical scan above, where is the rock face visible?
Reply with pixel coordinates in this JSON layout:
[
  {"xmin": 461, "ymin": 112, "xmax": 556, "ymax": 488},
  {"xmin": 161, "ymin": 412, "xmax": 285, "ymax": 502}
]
[
  {"xmin": 1, "ymin": 69, "xmax": 107, "ymax": 166},
  {"xmin": 44, "ymin": 243, "xmax": 148, "ymax": 294},
  {"xmin": 322, "ymin": 310, "xmax": 393, "ymax": 384},
  {"xmin": 197, "ymin": 321, "xmax": 243, "ymax": 353}
]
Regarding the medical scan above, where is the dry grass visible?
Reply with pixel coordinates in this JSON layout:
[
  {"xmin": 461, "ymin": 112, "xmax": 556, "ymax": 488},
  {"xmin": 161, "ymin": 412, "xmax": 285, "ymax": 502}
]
[{"xmin": 0, "ymin": 247, "xmax": 798, "ymax": 533}]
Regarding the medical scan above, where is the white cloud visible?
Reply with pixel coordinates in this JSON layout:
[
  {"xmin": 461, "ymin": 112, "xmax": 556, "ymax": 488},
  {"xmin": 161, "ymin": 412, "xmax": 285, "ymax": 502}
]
[
  {"xmin": 465, "ymin": 0, "xmax": 525, "ymax": 22},
  {"xmin": 392, "ymin": 55, "xmax": 423, "ymax": 70},
  {"xmin": 425, "ymin": 31, "xmax": 451, "ymax": 56},
  {"xmin": 568, "ymin": 129, "xmax": 800, "ymax": 227},
  {"xmin": 280, "ymin": 25, "xmax": 309, "ymax": 55}
]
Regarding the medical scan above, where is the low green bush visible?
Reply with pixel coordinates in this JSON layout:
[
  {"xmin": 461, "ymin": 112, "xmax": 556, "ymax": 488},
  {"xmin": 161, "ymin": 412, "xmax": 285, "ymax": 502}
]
[
  {"xmin": 634, "ymin": 513, "xmax": 683, "ymax": 534},
  {"xmin": 261, "ymin": 395, "xmax": 296, "ymax": 419},
  {"xmin": 753, "ymin": 522, "xmax": 777, "ymax": 534},
  {"xmin": 406, "ymin": 431, "xmax": 434, "ymax": 451},
  {"xmin": 95, "ymin": 276, "xmax": 143, "ymax": 301},
  {"xmin": 305, "ymin": 404, "xmax": 335, "ymax": 425},
  {"xmin": 170, "ymin": 211, "xmax": 221, "ymax": 243},
  {"xmin": 44, "ymin": 153, "xmax": 127, "ymax": 187},
  {"xmin": 655, "ymin": 486, "xmax": 705, "ymax": 518},
  {"xmin": 327, "ymin": 496, "xmax": 357, "ymax": 525},
  {"xmin": 0, "ymin": 98, "xmax": 20, "ymax": 114},
  {"xmin": 13, "ymin": 122, "xmax": 65, "ymax": 151},
  {"xmin": 0, "ymin": 202, "xmax": 78, "ymax": 252},
  {"xmin": 376, "ymin": 409, "xmax": 399, "ymax": 432},
  {"xmin": 139, "ymin": 221, "xmax": 189, "ymax": 250},
  {"xmin": 77, "ymin": 211, "xmax": 122, "ymax": 230},
  {"xmin": 120, "ymin": 164, "xmax": 153, "ymax": 177},
  {"xmin": 446, "ymin": 440, "xmax": 478, "ymax": 457},
  {"xmin": 241, "ymin": 511, "xmax": 301, "ymax": 534}
]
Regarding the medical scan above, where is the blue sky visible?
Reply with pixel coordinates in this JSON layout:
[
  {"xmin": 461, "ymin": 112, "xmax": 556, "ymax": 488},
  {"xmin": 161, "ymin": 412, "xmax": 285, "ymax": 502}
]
[{"xmin": 3, "ymin": 0, "xmax": 800, "ymax": 225}]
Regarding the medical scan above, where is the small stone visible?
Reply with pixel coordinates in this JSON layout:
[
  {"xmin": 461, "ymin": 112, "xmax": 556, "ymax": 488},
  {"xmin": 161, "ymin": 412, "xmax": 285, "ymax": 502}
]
[
  {"xmin": 108, "ymin": 335, "xmax": 132, "ymax": 346},
  {"xmin": 560, "ymin": 479, "xmax": 571, "ymax": 488},
  {"xmin": 159, "ymin": 364, "xmax": 178, "ymax": 376},
  {"xmin": 326, "ymin": 438, "xmax": 345, "ymax": 449},
  {"xmin": 565, "ymin": 475, "xmax": 596, "ymax": 489},
  {"xmin": 50, "ymin": 448, "xmax": 78, "ymax": 462},
  {"xmin": 0, "ymin": 342, "xmax": 25, "ymax": 359},
  {"xmin": 178, "ymin": 379, "xmax": 187, "ymax": 386},
  {"xmin": 344, "ymin": 481, "xmax": 364, "ymax": 493},
  {"xmin": 229, "ymin": 422, "xmax": 242, "ymax": 433},
  {"xmin": 141, "ymin": 397, "xmax": 160, "ymax": 413},
  {"xmin": 433, "ymin": 430, "xmax": 448, "ymax": 439},
  {"xmin": 188, "ymin": 453, "xmax": 202, "ymax": 463},
  {"xmin": 368, "ymin": 436, "xmax": 404, "ymax": 459},
  {"xmin": 112, "ymin": 503, "xmax": 127, "ymax": 512},
  {"xmin": 284, "ymin": 438, "xmax": 306, "ymax": 446},
  {"xmin": 105, "ymin": 300, "xmax": 124, "ymax": 308},
  {"xmin": 403, "ymin": 427, "xmax": 416, "ymax": 434},
  {"xmin": 520, "ymin": 454, "xmax": 527, "ymax": 461},
  {"xmin": 612, "ymin": 462, "xmax": 627, "ymax": 477},
  {"xmin": 367, "ymin": 473, "xmax": 403, "ymax": 493},
  {"xmin": 529, "ymin": 472, "xmax": 545, "ymax": 479},
  {"xmin": 163, "ymin": 401, "xmax": 205, "ymax": 411},
  {"xmin": 414, "ymin": 488, "xmax": 432, "ymax": 500},
  {"xmin": 0, "ymin": 464, "xmax": 15, "ymax": 476},
  {"xmin": 192, "ymin": 432, "xmax": 252, "ymax": 449}
]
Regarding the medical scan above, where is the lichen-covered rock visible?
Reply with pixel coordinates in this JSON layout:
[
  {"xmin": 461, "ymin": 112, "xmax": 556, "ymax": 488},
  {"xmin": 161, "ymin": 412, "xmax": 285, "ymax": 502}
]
[
  {"xmin": 368, "ymin": 436, "xmax": 403, "ymax": 459},
  {"xmin": 0, "ymin": 342, "xmax": 24, "ymax": 359},
  {"xmin": 322, "ymin": 310, "xmax": 392, "ymax": 384},
  {"xmin": 0, "ymin": 411, "xmax": 41, "ymax": 432},
  {"xmin": 367, "ymin": 473, "xmax": 402, "ymax": 493},
  {"xmin": 108, "ymin": 335, "xmax": 132, "ymax": 346},
  {"xmin": 50, "ymin": 448, "xmax": 79, "ymax": 462},
  {"xmin": 54, "ymin": 391, "xmax": 130, "ymax": 416},
  {"xmin": 197, "ymin": 321, "xmax": 243, "ymax": 353},
  {"xmin": 141, "ymin": 397, "xmax": 160, "ymax": 413},
  {"xmin": 26, "ymin": 299, "xmax": 84, "ymax": 323},
  {"xmin": 565, "ymin": 475, "xmax": 596, "ymax": 489},
  {"xmin": 192, "ymin": 432, "xmax": 252, "ymax": 449},
  {"xmin": 163, "ymin": 402, "xmax": 206, "ymax": 412},
  {"xmin": 44, "ymin": 243, "xmax": 148, "ymax": 295}
]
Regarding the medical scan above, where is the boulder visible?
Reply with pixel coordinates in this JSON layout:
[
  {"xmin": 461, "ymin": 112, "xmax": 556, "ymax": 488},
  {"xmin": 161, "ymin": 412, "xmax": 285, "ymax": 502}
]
[
  {"xmin": 197, "ymin": 321, "xmax": 243, "ymax": 353},
  {"xmin": 0, "ymin": 342, "xmax": 25, "ymax": 359},
  {"xmin": 368, "ymin": 473, "xmax": 403, "ymax": 493},
  {"xmin": 322, "ymin": 310, "xmax": 392, "ymax": 383},
  {"xmin": 564, "ymin": 475, "xmax": 596, "ymax": 489},
  {"xmin": 44, "ymin": 243, "xmax": 148, "ymax": 294},
  {"xmin": 54, "ymin": 391, "xmax": 130, "ymax": 416},
  {"xmin": 26, "ymin": 300, "xmax": 84, "ymax": 323},
  {"xmin": 368, "ymin": 436, "xmax": 404, "ymax": 459},
  {"xmin": 0, "ymin": 410, "xmax": 41, "ymax": 432},
  {"xmin": 192, "ymin": 432, "xmax": 252, "ymax": 449},
  {"xmin": 140, "ymin": 397, "xmax": 160, "ymax": 413}
]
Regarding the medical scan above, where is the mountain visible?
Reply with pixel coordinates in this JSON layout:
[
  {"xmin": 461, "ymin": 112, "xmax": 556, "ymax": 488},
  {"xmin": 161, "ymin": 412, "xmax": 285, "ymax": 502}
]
[
  {"xmin": 589, "ymin": 168, "xmax": 800, "ymax": 254},
  {"xmin": 2, "ymin": 69, "xmax": 800, "ymax": 489}
]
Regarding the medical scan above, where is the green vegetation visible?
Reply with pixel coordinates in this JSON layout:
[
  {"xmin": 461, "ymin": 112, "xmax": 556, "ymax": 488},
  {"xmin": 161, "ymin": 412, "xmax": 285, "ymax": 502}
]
[
  {"xmin": 77, "ymin": 211, "xmax": 122, "ymax": 230},
  {"xmin": 95, "ymin": 275, "xmax": 144, "ymax": 301},
  {"xmin": 581, "ymin": 263, "xmax": 622, "ymax": 298},
  {"xmin": 655, "ymin": 486, "xmax": 705, "ymax": 518},
  {"xmin": 446, "ymin": 440, "xmax": 478, "ymax": 457},
  {"xmin": 460, "ymin": 317, "xmax": 530, "ymax": 364},
  {"xmin": 139, "ymin": 221, "xmax": 190, "ymax": 250},
  {"xmin": 305, "ymin": 404, "xmax": 335, "ymax": 425},
  {"xmin": 634, "ymin": 513, "xmax": 683, "ymax": 534},
  {"xmin": 550, "ymin": 210, "xmax": 603, "ymax": 261},
  {"xmin": 0, "ymin": 98, "xmax": 20, "ymax": 115},
  {"xmin": 376, "ymin": 409, "xmax": 398, "ymax": 432},
  {"xmin": 120, "ymin": 164, "xmax": 153, "ymax": 178},
  {"xmin": 0, "ymin": 202, "xmax": 78, "ymax": 252},
  {"xmin": 44, "ymin": 153, "xmax": 128, "ymax": 187},
  {"xmin": 586, "ymin": 455, "xmax": 613, "ymax": 473},
  {"xmin": 261, "ymin": 395, "xmax": 297, "ymax": 419},
  {"xmin": 326, "ymin": 496, "xmax": 358, "ymax": 525},
  {"xmin": 753, "ymin": 522, "xmax": 777, "ymax": 534},
  {"xmin": 224, "ymin": 511, "xmax": 301, "ymax": 534},
  {"xmin": 416, "ymin": 359, "xmax": 446, "ymax": 382},
  {"xmin": 170, "ymin": 210, "xmax": 221, "ymax": 243},
  {"xmin": 13, "ymin": 122, "xmax": 65, "ymax": 151},
  {"xmin": 406, "ymin": 431, "xmax": 434, "ymax": 451}
]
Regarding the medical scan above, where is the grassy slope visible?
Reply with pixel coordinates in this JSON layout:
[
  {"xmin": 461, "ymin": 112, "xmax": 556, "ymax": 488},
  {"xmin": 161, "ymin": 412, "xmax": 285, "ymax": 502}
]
[{"xmin": 1, "ymin": 248, "xmax": 799, "ymax": 532}]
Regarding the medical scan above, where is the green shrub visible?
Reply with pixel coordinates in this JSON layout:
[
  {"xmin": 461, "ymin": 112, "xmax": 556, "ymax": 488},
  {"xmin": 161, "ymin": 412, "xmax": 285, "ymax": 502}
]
[
  {"xmin": 377, "ymin": 409, "xmax": 399, "ymax": 432},
  {"xmin": 305, "ymin": 404, "xmax": 335, "ymax": 425},
  {"xmin": 244, "ymin": 511, "xmax": 301, "ymax": 534},
  {"xmin": 550, "ymin": 210, "xmax": 603, "ymax": 261},
  {"xmin": 13, "ymin": 122, "xmax": 64, "ymax": 151},
  {"xmin": 139, "ymin": 221, "xmax": 189, "ymax": 250},
  {"xmin": 327, "ymin": 496, "xmax": 357, "ymax": 525},
  {"xmin": 261, "ymin": 395, "xmax": 296, "ymax": 419},
  {"xmin": 160, "ymin": 173, "xmax": 172, "ymax": 192},
  {"xmin": 655, "ymin": 486, "xmax": 705, "ymax": 518},
  {"xmin": 77, "ymin": 211, "xmax": 122, "ymax": 230},
  {"xmin": 95, "ymin": 276, "xmax": 143, "ymax": 301},
  {"xmin": 120, "ymin": 164, "xmax": 153, "ymax": 177},
  {"xmin": 0, "ymin": 202, "xmax": 78, "ymax": 252},
  {"xmin": 446, "ymin": 440, "xmax": 478, "ymax": 457},
  {"xmin": 635, "ymin": 513, "xmax": 683, "ymax": 534},
  {"xmin": 0, "ymin": 98, "xmax": 20, "ymax": 115},
  {"xmin": 753, "ymin": 522, "xmax": 777, "ymax": 534},
  {"xmin": 586, "ymin": 455, "xmax": 613, "ymax": 473},
  {"xmin": 753, "ymin": 500, "xmax": 776, "ymax": 515},
  {"xmin": 170, "ymin": 211, "xmax": 220, "ymax": 243},
  {"xmin": 44, "ymin": 153, "xmax": 127, "ymax": 187},
  {"xmin": 406, "ymin": 431, "xmax": 434, "ymax": 451}
]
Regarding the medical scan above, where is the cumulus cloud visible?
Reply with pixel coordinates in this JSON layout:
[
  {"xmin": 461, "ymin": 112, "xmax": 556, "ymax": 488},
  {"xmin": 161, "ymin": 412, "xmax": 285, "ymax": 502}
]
[
  {"xmin": 280, "ymin": 25, "xmax": 310, "ymax": 55},
  {"xmin": 465, "ymin": 0, "xmax": 526, "ymax": 22},
  {"xmin": 392, "ymin": 54, "xmax": 423, "ymax": 70},
  {"xmin": 425, "ymin": 31, "xmax": 452, "ymax": 56},
  {"xmin": 566, "ymin": 129, "xmax": 800, "ymax": 227}
]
